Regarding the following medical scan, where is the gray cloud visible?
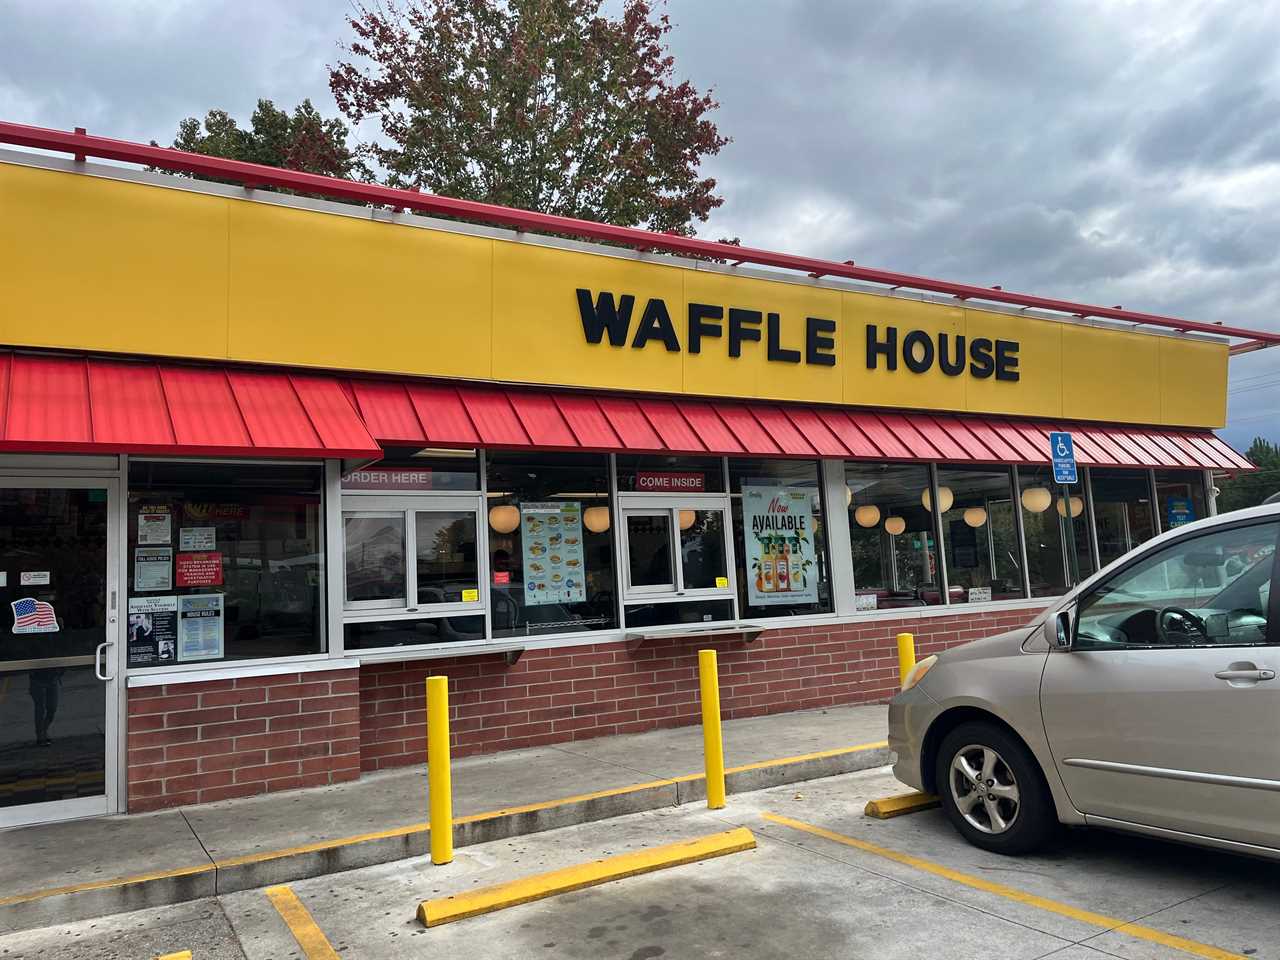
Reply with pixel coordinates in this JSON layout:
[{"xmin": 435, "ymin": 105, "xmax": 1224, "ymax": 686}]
[{"xmin": 2, "ymin": 0, "xmax": 1278, "ymax": 449}]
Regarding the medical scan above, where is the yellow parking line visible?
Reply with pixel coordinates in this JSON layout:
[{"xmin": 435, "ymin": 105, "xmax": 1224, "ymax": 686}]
[
  {"xmin": 761, "ymin": 812, "xmax": 1245, "ymax": 960},
  {"xmin": 264, "ymin": 885, "xmax": 341, "ymax": 960},
  {"xmin": 419, "ymin": 827, "xmax": 757, "ymax": 927},
  {"xmin": 155, "ymin": 952, "xmax": 191, "ymax": 960}
]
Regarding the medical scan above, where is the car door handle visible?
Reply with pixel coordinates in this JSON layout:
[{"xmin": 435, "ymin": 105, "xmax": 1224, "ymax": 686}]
[{"xmin": 1214, "ymin": 668, "xmax": 1275, "ymax": 682}]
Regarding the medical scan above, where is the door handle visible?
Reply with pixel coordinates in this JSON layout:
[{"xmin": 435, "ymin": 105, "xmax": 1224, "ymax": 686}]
[
  {"xmin": 94, "ymin": 641, "xmax": 113, "ymax": 681},
  {"xmin": 1214, "ymin": 668, "xmax": 1275, "ymax": 683}
]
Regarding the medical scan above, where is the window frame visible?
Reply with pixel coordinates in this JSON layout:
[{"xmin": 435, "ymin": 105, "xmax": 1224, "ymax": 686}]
[
  {"xmin": 1072, "ymin": 515, "xmax": 1280, "ymax": 651},
  {"xmin": 617, "ymin": 492, "xmax": 737, "ymax": 606},
  {"xmin": 340, "ymin": 493, "xmax": 485, "ymax": 623}
]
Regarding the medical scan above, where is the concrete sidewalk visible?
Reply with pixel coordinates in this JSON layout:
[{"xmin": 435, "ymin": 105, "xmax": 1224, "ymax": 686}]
[{"xmin": 0, "ymin": 703, "xmax": 889, "ymax": 933}]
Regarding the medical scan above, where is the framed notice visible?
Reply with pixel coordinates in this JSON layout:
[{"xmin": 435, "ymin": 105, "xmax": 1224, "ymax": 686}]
[
  {"xmin": 178, "ymin": 594, "xmax": 224, "ymax": 662},
  {"xmin": 520, "ymin": 502, "xmax": 585, "ymax": 606},
  {"xmin": 134, "ymin": 547, "xmax": 173, "ymax": 592},
  {"xmin": 743, "ymin": 484, "xmax": 819, "ymax": 606}
]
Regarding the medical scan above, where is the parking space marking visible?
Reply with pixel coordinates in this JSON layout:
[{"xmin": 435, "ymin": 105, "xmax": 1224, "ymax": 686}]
[
  {"xmin": 419, "ymin": 827, "xmax": 757, "ymax": 927},
  {"xmin": 155, "ymin": 952, "xmax": 191, "ymax": 960},
  {"xmin": 761, "ymin": 812, "xmax": 1246, "ymax": 960},
  {"xmin": 264, "ymin": 884, "xmax": 341, "ymax": 960}
]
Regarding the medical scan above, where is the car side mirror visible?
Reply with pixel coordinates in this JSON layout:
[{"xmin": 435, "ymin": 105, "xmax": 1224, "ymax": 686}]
[{"xmin": 1051, "ymin": 608, "xmax": 1074, "ymax": 650}]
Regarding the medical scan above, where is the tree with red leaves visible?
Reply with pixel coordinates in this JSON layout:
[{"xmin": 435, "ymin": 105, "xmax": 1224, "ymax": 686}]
[{"xmin": 329, "ymin": 0, "xmax": 729, "ymax": 234}]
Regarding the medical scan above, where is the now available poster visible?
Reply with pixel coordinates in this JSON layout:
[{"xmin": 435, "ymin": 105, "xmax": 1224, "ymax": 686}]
[{"xmin": 744, "ymin": 485, "xmax": 818, "ymax": 606}]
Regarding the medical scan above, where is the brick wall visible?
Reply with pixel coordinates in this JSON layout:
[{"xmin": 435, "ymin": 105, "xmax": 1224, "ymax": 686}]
[
  {"xmin": 126, "ymin": 667, "xmax": 360, "ymax": 812},
  {"xmin": 358, "ymin": 605, "xmax": 1045, "ymax": 773}
]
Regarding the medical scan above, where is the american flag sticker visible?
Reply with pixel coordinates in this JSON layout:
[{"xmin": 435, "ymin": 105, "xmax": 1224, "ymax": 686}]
[{"xmin": 12, "ymin": 597, "xmax": 59, "ymax": 634}]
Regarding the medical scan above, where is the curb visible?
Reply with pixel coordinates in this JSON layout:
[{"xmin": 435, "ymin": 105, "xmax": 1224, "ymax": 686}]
[{"xmin": 0, "ymin": 740, "xmax": 890, "ymax": 932}]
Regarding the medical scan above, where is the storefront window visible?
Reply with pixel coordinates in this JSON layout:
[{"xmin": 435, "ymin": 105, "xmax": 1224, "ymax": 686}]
[
  {"xmin": 486, "ymin": 452, "xmax": 617, "ymax": 638},
  {"xmin": 1091, "ymin": 468, "xmax": 1157, "ymax": 567},
  {"xmin": 126, "ymin": 461, "xmax": 324, "ymax": 667},
  {"xmin": 1155, "ymin": 469, "xmax": 1208, "ymax": 532},
  {"xmin": 616, "ymin": 455, "xmax": 727, "ymax": 494},
  {"xmin": 936, "ymin": 467, "xmax": 1025, "ymax": 602},
  {"xmin": 729, "ymin": 459, "xmax": 832, "ymax": 618},
  {"xmin": 844, "ymin": 463, "xmax": 944, "ymax": 609},
  {"xmin": 343, "ymin": 615, "xmax": 484, "ymax": 649},
  {"xmin": 1017, "ymin": 465, "xmax": 1096, "ymax": 595}
]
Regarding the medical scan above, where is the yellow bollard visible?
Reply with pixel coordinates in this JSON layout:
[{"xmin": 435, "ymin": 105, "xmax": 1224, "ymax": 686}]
[
  {"xmin": 896, "ymin": 632, "xmax": 917, "ymax": 688},
  {"xmin": 698, "ymin": 649, "xmax": 726, "ymax": 810},
  {"xmin": 426, "ymin": 675, "xmax": 453, "ymax": 865}
]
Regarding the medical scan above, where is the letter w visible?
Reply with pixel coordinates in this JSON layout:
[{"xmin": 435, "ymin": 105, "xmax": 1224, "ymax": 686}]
[{"xmin": 577, "ymin": 289, "xmax": 634, "ymax": 346}]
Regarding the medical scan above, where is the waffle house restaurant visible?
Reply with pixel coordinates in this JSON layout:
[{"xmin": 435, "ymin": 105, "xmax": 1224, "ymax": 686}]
[{"xmin": 0, "ymin": 124, "xmax": 1270, "ymax": 826}]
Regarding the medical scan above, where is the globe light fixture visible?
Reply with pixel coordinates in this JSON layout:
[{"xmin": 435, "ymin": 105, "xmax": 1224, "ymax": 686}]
[
  {"xmin": 854, "ymin": 504, "xmax": 881, "ymax": 528},
  {"xmin": 963, "ymin": 506, "xmax": 988, "ymax": 528},
  {"xmin": 921, "ymin": 485, "xmax": 954, "ymax": 513},
  {"xmin": 488, "ymin": 504, "xmax": 520, "ymax": 534},
  {"xmin": 845, "ymin": 484, "xmax": 853, "ymax": 508},
  {"xmin": 582, "ymin": 506, "xmax": 611, "ymax": 533},
  {"xmin": 1020, "ymin": 486, "xmax": 1053, "ymax": 513},
  {"xmin": 884, "ymin": 515, "xmax": 907, "ymax": 536},
  {"xmin": 1056, "ymin": 495, "xmax": 1085, "ymax": 519},
  {"xmin": 678, "ymin": 509, "xmax": 696, "ymax": 531}
]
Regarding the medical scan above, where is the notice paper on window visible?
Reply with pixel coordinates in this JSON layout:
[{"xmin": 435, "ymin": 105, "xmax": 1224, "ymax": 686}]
[
  {"xmin": 743, "ymin": 484, "xmax": 819, "ymax": 606},
  {"xmin": 178, "ymin": 594, "xmax": 224, "ymax": 662},
  {"xmin": 134, "ymin": 547, "xmax": 173, "ymax": 592},
  {"xmin": 179, "ymin": 526, "xmax": 216, "ymax": 551},
  {"xmin": 137, "ymin": 506, "xmax": 172, "ymax": 545},
  {"xmin": 127, "ymin": 595, "xmax": 177, "ymax": 667}
]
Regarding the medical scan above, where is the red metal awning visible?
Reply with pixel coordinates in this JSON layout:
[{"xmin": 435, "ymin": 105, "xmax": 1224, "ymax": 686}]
[
  {"xmin": 0, "ymin": 351, "xmax": 1249, "ymax": 470},
  {"xmin": 349, "ymin": 379, "xmax": 1252, "ymax": 472},
  {"xmin": 0, "ymin": 353, "xmax": 380, "ymax": 458}
]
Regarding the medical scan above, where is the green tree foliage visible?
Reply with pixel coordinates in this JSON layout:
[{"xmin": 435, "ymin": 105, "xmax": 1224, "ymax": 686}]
[
  {"xmin": 329, "ymin": 0, "xmax": 729, "ymax": 234},
  {"xmin": 160, "ymin": 99, "xmax": 358, "ymax": 180},
  {"xmin": 1216, "ymin": 437, "xmax": 1280, "ymax": 513}
]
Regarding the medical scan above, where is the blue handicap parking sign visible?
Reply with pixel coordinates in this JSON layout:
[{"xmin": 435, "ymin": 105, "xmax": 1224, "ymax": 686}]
[{"xmin": 1049, "ymin": 432, "xmax": 1077, "ymax": 484}]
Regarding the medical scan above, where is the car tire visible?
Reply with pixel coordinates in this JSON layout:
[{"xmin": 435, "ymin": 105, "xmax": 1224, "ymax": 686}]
[{"xmin": 934, "ymin": 721, "xmax": 1057, "ymax": 855}]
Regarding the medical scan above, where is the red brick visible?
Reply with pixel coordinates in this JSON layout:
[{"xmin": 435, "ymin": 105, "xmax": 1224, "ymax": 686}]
[
  {"xmin": 199, "ymin": 687, "xmax": 267, "ymax": 707},
  {"xmin": 235, "ymin": 761, "xmax": 300, "ymax": 784},
  {"xmin": 130, "ymin": 759, "xmax": 197, "ymax": 782},
  {"xmin": 199, "ymin": 782, "xmax": 263, "ymax": 803},
  {"xmin": 165, "ymin": 737, "xmax": 235, "ymax": 761},
  {"xmin": 166, "ymin": 770, "xmax": 236, "ymax": 793},
  {"xmin": 127, "ymin": 746, "xmax": 166, "ymax": 766},
  {"xmin": 235, "ymin": 730, "xmax": 300, "ymax": 751},
  {"xmin": 268, "ymin": 712, "xmax": 335, "ymax": 732},
  {"xmin": 268, "ymin": 742, "xmax": 331, "ymax": 763},
  {"xmin": 128, "ymin": 694, "xmax": 199, "ymax": 716},
  {"xmin": 268, "ymin": 681, "xmax": 331, "ymax": 700},
  {"xmin": 200, "ymin": 750, "xmax": 266, "ymax": 773},
  {"xmin": 165, "ymin": 706, "xmax": 236, "ymax": 728},
  {"xmin": 233, "ymin": 673, "xmax": 300, "ymax": 689},
  {"xmin": 130, "ymin": 726, "xmax": 201, "ymax": 749},
  {"xmin": 236, "ymin": 699, "xmax": 302, "ymax": 720},
  {"xmin": 201, "ymin": 718, "xmax": 268, "ymax": 740}
]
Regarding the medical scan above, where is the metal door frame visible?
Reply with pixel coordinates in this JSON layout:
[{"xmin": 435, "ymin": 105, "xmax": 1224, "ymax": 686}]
[{"xmin": 0, "ymin": 475, "xmax": 122, "ymax": 828}]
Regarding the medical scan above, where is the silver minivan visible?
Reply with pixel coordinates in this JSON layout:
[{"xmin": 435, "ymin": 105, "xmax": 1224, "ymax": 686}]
[{"xmin": 889, "ymin": 502, "xmax": 1279, "ymax": 858}]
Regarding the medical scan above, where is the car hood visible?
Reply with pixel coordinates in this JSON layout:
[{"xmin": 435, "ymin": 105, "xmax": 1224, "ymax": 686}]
[{"xmin": 930, "ymin": 625, "xmax": 1038, "ymax": 666}]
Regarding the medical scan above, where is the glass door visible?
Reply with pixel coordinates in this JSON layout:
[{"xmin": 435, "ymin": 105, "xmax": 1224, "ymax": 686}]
[{"xmin": 0, "ymin": 480, "xmax": 119, "ymax": 827}]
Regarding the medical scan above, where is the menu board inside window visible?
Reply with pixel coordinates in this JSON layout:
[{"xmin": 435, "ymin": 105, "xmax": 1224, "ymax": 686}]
[{"xmin": 520, "ymin": 502, "xmax": 585, "ymax": 605}]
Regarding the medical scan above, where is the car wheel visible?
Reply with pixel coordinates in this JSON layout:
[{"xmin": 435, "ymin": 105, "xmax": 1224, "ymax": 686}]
[{"xmin": 934, "ymin": 721, "xmax": 1056, "ymax": 855}]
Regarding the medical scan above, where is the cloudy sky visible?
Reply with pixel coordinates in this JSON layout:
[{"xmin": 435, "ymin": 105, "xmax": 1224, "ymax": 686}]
[{"xmin": 3, "ymin": 0, "xmax": 1278, "ymax": 449}]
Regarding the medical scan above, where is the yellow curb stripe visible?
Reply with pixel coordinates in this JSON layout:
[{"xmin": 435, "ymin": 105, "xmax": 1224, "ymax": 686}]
[
  {"xmin": 0, "ymin": 739, "xmax": 885, "ymax": 906},
  {"xmin": 0, "ymin": 863, "xmax": 214, "ymax": 907},
  {"xmin": 761, "ymin": 812, "xmax": 1246, "ymax": 960},
  {"xmin": 863, "ymin": 791, "xmax": 939, "ymax": 819},
  {"xmin": 264, "ymin": 884, "xmax": 341, "ymax": 960},
  {"xmin": 155, "ymin": 952, "xmax": 192, "ymax": 960},
  {"xmin": 418, "ymin": 827, "xmax": 756, "ymax": 927}
]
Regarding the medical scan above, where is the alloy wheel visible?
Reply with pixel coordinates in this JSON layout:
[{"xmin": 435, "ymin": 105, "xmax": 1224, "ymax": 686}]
[{"xmin": 949, "ymin": 743, "xmax": 1021, "ymax": 835}]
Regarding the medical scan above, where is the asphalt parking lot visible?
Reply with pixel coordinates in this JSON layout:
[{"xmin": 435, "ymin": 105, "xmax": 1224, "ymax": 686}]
[{"xmin": 3, "ymin": 765, "xmax": 1277, "ymax": 960}]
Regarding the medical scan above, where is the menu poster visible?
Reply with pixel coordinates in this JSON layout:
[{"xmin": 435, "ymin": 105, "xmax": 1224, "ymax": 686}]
[
  {"xmin": 743, "ymin": 485, "xmax": 819, "ymax": 606},
  {"xmin": 178, "ymin": 594, "xmax": 224, "ymax": 662},
  {"xmin": 137, "ymin": 506, "xmax": 172, "ymax": 545},
  {"xmin": 127, "ymin": 595, "xmax": 177, "ymax": 666},
  {"xmin": 134, "ymin": 547, "xmax": 173, "ymax": 592},
  {"xmin": 520, "ymin": 502, "xmax": 585, "ymax": 606}
]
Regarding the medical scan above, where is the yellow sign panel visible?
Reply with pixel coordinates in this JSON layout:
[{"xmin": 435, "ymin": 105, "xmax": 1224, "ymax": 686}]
[{"xmin": 0, "ymin": 161, "xmax": 1228, "ymax": 428}]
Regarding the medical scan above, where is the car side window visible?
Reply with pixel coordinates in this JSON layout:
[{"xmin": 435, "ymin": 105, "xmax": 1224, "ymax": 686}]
[{"xmin": 1075, "ymin": 521, "xmax": 1278, "ymax": 651}]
